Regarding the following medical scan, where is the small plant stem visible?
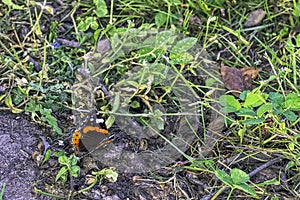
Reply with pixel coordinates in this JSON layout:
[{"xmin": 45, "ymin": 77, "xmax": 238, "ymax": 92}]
[
  {"xmin": 0, "ymin": 39, "xmax": 13, "ymax": 57},
  {"xmin": 0, "ymin": 182, "xmax": 6, "ymax": 199},
  {"xmin": 211, "ymin": 185, "xmax": 227, "ymax": 200},
  {"xmin": 39, "ymin": 40, "xmax": 47, "ymax": 88},
  {"xmin": 203, "ymin": 17, "xmax": 213, "ymax": 49},
  {"xmin": 220, "ymin": 25, "xmax": 249, "ymax": 46},
  {"xmin": 109, "ymin": 0, "xmax": 114, "ymax": 24},
  {"xmin": 73, "ymin": 178, "xmax": 98, "ymax": 195},
  {"xmin": 34, "ymin": 187, "xmax": 65, "ymax": 198},
  {"xmin": 265, "ymin": 52, "xmax": 285, "ymax": 96},
  {"xmin": 284, "ymin": 73, "xmax": 299, "ymax": 93},
  {"xmin": 165, "ymin": 2, "xmax": 171, "ymax": 28},
  {"xmin": 23, "ymin": 0, "xmax": 46, "ymax": 43},
  {"xmin": 70, "ymin": 1, "xmax": 80, "ymax": 42},
  {"xmin": 227, "ymin": 189, "xmax": 233, "ymax": 200},
  {"xmin": 292, "ymin": 52, "xmax": 298, "ymax": 87}
]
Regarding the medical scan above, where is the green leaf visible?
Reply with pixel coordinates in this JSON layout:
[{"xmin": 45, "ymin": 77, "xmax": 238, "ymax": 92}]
[
  {"xmin": 236, "ymin": 108, "xmax": 257, "ymax": 117},
  {"xmin": 171, "ymin": 37, "xmax": 197, "ymax": 54},
  {"xmin": 189, "ymin": 160, "xmax": 215, "ymax": 171},
  {"xmin": 0, "ymin": 94, "xmax": 6, "ymax": 102},
  {"xmin": 283, "ymin": 110, "xmax": 297, "ymax": 121},
  {"xmin": 105, "ymin": 115, "xmax": 115, "ymax": 129},
  {"xmin": 93, "ymin": 29, "xmax": 101, "ymax": 41},
  {"xmin": 55, "ymin": 166, "xmax": 68, "ymax": 182},
  {"xmin": 272, "ymin": 106, "xmax": 283, "ymax": 115},
  {"xmin": 40, "ymin": 108, "xmax": 62, "ymax": 135},
  {"xmin": 78, "ymin": 20, "xmax": 90, "ymax": 32},
  {"xmin": 111, "ymin": 92, "xmax": 120, "ymax": 113},
  {"xmin": 4, "ymin": 94, "xmax": 13, "ymax": 107},
  {"xmin": 155, "ymin": 12, "xmax": 167, "ymax": 27},
  {"xmin": 293, "ymin": 3, "xmax": 300, "ymax": 17},
  {"xmin": 141, "ymin": 34, "xmax": 156, "ymax": 45},
  {"xmin": 215, "ymin": 170, "xmax": 233, "ymax": 186},
  {"xmin": 242, "ymin": 118, "xmax": 265, "ymax": 125},
  {"xmin": 256, "ymin": 103, "xmax": 272, "ymax": 117},
  {"xmin": 93, "ymin": 168, "xmax": 119, "ymax": 182},
  {"xmin": 86, "ymin": 16, "xmax": 96, "ymax": 26},
  {"xmin": 58, "ymin": 155, "xmax": 69, "ymax": 165},
  {"xmin": 230, "ymin": 168, "xmax": 249, "ymax": 184},
  {"xmin": 234, "ymin": 183, "xmax": 257, "ymax": 197},
  {"xmin": 41, "ymin": 149, "xmax": 51, "ymax": 166},
  {"xmin": 150, "ymin": 63, "xmax": 168, "ymax": 83},
  {"xmin": 243, "ymin": 93, "xmax": 267, "ymax": 108},
  {"xmin": 94, "ymin": 0, "xmax": 108, "ymax": 17},
  {"xmin": 152, "ymin": 109, "xmax": 165, "ymax": 130},
  {"xmin": 77, "ymin": 17, "xmax": 91, "ymax": 32},
  {"xmin": 53, "ymin": 151, "xmax": 65, "ymax": 157},
  {"xmin": 12, "ymin": 4, "xmax": 23, "ymax": 10},
  {"xmin": 3, "ymin": 0, "xmax": 24, "ymax": 9},
  {"xmin": 69, "ymin": 154, "xmax": 79, "ymax": 166},
  {"xmin": 283, "ymin": 93, "xmax": 300, "ymax": 110},
  {"xmin": 169, "ymin": 52, "xmax": 194, "ymax": 64},
  {"xmin": 268, "ymin": 92, "xmax": 284, "ymax": 105},
  {"xmin": 136, "ymin": 47, "xmax": 154, "ymax": 58},
  {"xmin": 156, "ymin": 117, "xmax": 165, "ymax": 130},
  {"xmin": 29, "ymin": 82, "xmax": 46, "ymax": 93},
  {"xmin": 130, "ymin": 100, "xmax": 140, "ymax": 108},
  {"xmin": 205, "ymin": 78, "xmax": 216, "ymax": 87},
  {"xmin": 219, "ymin": 95, "xmax": 241, "ymax": 113},
  {"xmin": 294, "ymin": 134, "xmax": 300, "ymax": 144},
  {"xmin": 285, "ymin": 161, "xmax": 295, "ymax": 172},
  {"xmin": 155, "ymin": 30, "xmax": 176, "ymax": 48},
  {"xmin": 90, "ymin": 20, "xmax": 99, "ymax": 30},
  {"xmin": 2, "ymin": 0, "xmax": 12, "ymax": 6},
  {"xmin": 12, "ymin": 108, "xmax": 23, "ymax": 113},
  {"xmin": 256, "ymin": 178, "xmax": 280, "ymax": 187},
  {"xmin": 12, "ymin": 88, "xmax": 26, "ymax": 105},
  {"xmin": 70, "ymin": 165, "xmax": 80, "ymax": 177},
  {"xmin": 25, "ymin": 100, "xmax": 42, "ymax": 112},
  {"xmin": 104, "ymin": 170, "xmax": 118, "ymax": 182},
  {"xmin": 239, "ymin": 90, "xmax": 250, "ymax": 101},
  {"xmin": 78, "ymin": 16, "xmax": 98, "ymax": 31}
]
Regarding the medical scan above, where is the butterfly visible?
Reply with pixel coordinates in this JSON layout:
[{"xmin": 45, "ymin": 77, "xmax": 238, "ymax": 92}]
[{"xmin": 72, "ymin": 112, "xmax": 112, "ymax": 154}]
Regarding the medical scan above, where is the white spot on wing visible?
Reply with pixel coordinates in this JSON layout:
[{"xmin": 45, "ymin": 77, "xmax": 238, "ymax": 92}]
[{"xmin": 96, "ymin": 118, "xmax": 104, "ymax": 124}]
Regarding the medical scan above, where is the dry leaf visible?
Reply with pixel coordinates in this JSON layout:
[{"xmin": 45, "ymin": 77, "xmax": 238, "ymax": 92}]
[
  {"xmin": 220, "ymin": 65, "xmax": 261, "ymax": 97},
  {"xmin": 241, "ymin": 67, "xmax": 262, "ymax": 79},
  {"xmin": 244, "ymin": 9, "xmax": 266, "ymax": 27},
  {"xmin": 221, "ymin": 65, "xmax": 245, "ymax": 97},
  {"xmin": 241, "ymin": 67, "xmax": 262, "ymax": 91}
]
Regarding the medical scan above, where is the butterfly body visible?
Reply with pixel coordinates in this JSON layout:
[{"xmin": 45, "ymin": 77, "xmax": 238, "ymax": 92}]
[{"xmin": 72, "ymin": 113, "xmax": 111, "ymax": 153}]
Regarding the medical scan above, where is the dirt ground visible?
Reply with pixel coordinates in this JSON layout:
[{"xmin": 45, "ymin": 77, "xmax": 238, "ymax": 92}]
[
  {"xmin": 0, "ymin": 110, "xmax": 294, "ymax": 200},
  {"xmin": 0, "ymin": 111, "xmax": 50, "ymax": 200}
]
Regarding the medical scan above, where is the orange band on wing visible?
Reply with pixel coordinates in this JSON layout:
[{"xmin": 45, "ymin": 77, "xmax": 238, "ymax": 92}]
[
  {"xmin": 72, "ymin": 130, "xmax": 81, "ymax": 149},
  {"xmin": 82, "ymin": 125, "xmax": 108, "ymax": 135}
]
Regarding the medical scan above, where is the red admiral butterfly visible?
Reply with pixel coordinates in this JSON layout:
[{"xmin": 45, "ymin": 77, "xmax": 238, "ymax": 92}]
[{"xmin": 72, "ymin": 113, "xmax": 112, "ymax": 153}]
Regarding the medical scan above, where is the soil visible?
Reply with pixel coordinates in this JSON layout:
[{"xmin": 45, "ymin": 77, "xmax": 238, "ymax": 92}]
[{"xmin": 0, "ymin": 111, "xmax": 50, "ymax": 200}]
